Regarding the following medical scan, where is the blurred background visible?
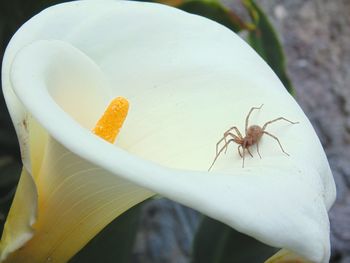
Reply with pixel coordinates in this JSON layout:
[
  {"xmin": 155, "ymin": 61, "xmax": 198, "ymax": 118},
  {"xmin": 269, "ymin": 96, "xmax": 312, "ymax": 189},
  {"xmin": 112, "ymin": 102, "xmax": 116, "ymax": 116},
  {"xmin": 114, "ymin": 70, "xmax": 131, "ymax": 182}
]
[{"xmin": 0, "ymin": 0, "xmax": 349, "ymax": 262}]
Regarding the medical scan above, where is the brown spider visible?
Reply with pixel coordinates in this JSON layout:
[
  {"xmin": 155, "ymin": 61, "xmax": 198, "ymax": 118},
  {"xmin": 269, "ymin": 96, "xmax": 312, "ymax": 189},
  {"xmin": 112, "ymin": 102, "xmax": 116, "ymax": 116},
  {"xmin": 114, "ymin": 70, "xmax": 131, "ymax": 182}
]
[{"xmin": 208, "ymin": 104, "xmax": 299, "ymax": 170}]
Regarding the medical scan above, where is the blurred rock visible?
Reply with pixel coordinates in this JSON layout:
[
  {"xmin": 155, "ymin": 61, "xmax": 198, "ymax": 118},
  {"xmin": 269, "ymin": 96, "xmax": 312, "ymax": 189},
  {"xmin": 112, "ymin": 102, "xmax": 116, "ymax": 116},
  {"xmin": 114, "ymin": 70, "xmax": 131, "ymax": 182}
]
[
  {"xmin": 133, "ymin": 199, "xmax": 199, "ymax": 263},
  {"xmin": 256, "ymin": 1, "xmax": 350, "ymax": 261}
]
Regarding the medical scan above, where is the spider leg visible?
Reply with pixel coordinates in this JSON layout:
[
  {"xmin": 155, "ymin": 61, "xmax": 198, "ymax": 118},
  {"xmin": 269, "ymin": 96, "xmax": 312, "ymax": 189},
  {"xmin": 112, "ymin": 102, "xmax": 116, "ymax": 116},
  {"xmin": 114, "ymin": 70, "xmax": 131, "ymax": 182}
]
[
  {"xmin": 209, "ymin": 139, "xmax": 235, "ymax": 171},
  {"xmin": 222, "ymin": 127, "xmax": 243, "ymax": 154},
  {"xmin": 246, "ymin": 147, "xmax": 253, "ymax": 157},
  {"xmin": 263, "ymin": 131, "xmax": 289, "ymax": 156},
  {"xmin": 216, "ymin": 132, "xmax": 240, "ymax": 155},
  {"xmin": 262, "ymin": 117, "xmax": 299, "ymax": 131},
  {"xmin": 237, "ymin": 145, "xmax": 243, "ymax": 158},
  {"xmin": 215, "ymin": 137, "xmax": 226, "ymax": 156},
  {"xmin": 223, "ymin": 132, "xmax": 239, "ymax": 154},
  {"xmin": 245, "ymin": 104, "xmax": 264, "ymax": 133},
  {"xmin": 217, "ymin": 127, "xmax": 242, "ymax": 155},
  {"xmin": 242, "ymin": 147, "xmax": 246, "ymax": 168},
  {"xmin": 225, "ymin": 126, "xmax": 243, "ymax": 139},
  {"xmin": 256, "ymin": 142, "xmax": 262, "ymax": 159}
]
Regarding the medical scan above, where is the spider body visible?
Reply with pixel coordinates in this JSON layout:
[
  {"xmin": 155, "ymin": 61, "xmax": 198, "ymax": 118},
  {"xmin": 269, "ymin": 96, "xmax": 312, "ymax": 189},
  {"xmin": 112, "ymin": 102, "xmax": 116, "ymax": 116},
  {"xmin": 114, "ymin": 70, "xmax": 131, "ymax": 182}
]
[
  {"xmin": 209, "ymin": 104, "xmax": 298, "ymax": 170},
  {"xmin": 244, "ymin": 125, "xmax": 263, "ymax": 147}
]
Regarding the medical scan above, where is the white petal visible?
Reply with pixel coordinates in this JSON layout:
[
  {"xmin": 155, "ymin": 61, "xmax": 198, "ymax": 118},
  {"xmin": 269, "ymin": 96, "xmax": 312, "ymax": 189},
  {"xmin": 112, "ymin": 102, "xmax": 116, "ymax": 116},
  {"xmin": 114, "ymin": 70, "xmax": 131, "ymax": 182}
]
[
  {"xmin": 266, "ymin": 249, "xmax": 314, "ymax": 263},
  {"xmin": 3, "ymin": 1, "xmax": 336, "ymax": 262},
  {"xmin": 0, "ymin": 114, "xmax": 153, "ymax": 262}
]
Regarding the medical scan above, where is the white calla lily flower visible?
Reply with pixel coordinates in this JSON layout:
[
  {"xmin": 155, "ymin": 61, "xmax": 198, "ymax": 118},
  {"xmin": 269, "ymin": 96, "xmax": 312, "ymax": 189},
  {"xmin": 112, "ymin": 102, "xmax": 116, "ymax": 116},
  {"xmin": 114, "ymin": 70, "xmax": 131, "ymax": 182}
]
[{"xmin": 0, "ymin": 1, "xmax": 335, "ymax": 262}]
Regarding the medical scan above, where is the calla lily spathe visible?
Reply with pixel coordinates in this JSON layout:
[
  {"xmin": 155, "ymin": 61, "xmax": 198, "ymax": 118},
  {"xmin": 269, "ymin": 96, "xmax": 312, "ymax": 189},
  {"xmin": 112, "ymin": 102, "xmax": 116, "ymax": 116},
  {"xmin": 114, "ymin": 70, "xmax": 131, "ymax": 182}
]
[{"xmin": 0, "ymin": 1, "xmax": 335, "ymax": 262}]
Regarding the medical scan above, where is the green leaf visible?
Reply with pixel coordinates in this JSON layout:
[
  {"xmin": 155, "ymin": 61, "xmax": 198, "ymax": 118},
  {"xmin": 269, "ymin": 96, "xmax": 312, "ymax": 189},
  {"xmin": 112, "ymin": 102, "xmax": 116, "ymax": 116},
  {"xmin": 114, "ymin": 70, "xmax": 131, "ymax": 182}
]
[
  {"xmin": 175, "ymin": 0, "xmax": 249, "ymax": 33},
  {"xmin": 0, "ymin": 156, "xmax": 21, "ymax": 188},
  {"xmin": 243, "ymin": 0, "xmax": 294, "ymax": 95},
  {"xmin": 0, "ymin": 156, "xmax": 21, "ymax": 234},
  {"xmin": 69, "ymin": 201, "xmax": 144, "ymax": 263},
  {"xmin": 191, "ymin": 216, "xmax": 278, "ymax": 263},
  {"xmin": 137, "ymin": 0, "xmax": 250, "ymax": 32}
]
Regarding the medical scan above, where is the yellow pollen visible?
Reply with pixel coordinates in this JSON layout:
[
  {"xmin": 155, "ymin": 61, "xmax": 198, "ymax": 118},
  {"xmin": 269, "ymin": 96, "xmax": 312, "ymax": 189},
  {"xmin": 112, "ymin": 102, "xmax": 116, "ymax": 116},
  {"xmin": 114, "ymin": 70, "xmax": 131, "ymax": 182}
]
[{"xmin": 92, "ymin": 97, "xmax": 129, "ymax": 143}]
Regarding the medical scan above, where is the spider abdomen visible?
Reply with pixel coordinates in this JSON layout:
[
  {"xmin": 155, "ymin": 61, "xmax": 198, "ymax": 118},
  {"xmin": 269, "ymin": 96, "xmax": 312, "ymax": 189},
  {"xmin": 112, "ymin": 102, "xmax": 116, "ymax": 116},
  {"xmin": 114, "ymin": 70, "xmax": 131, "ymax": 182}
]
[{"xmin": 245, "ymin": 125, "xmax": 263, "ymax": 146}]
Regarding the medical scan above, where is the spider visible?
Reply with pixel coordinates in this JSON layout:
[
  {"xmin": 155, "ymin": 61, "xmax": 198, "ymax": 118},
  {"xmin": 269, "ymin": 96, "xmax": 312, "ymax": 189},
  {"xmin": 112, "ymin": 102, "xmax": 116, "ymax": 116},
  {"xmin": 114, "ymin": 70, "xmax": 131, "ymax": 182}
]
[{"xmin": 208, "ymin": 104, "xmax": 299, "ymax": 170}]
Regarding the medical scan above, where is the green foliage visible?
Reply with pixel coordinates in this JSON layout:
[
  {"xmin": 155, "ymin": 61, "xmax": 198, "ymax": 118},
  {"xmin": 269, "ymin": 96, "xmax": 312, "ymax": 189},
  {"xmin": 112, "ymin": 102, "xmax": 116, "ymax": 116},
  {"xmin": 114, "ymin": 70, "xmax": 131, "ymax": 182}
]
[
  {"xmin": 243, "ymin": 0, "xmax": 294, "ymax": 95},
  {"xmin": 0, "ymin": 157, "xmax": 21, "ymax": 233},
  {"xmin": 172, "ymin": 0, "xmax": 249, "ymax": 33},
  {"xmin": 191, "ymin": 216, "xmax": 278, "ymax": 263},
  {"xmin": 69, "ymin": 202, "xmax": 144, "ymax": 263}
]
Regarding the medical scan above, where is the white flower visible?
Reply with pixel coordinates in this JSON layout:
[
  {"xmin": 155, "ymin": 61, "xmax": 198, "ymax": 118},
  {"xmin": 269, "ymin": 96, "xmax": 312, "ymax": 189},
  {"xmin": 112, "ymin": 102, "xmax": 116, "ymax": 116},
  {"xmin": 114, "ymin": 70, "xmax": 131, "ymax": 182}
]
[{"xmin": 0, "ymin": 1, "xmax": 336, "ymax": 262}]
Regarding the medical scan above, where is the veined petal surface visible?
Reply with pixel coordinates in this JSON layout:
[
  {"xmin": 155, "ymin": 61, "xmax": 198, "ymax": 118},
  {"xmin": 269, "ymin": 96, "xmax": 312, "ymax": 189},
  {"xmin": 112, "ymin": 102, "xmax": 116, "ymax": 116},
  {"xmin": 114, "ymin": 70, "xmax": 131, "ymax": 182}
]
[
  {"xmin": 3, "ymin": 132, "xmax": 153, "ymax": 262},
  {"xmin": 2, "ymin": 1, "xmax": 336, "ymax": 262}
]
